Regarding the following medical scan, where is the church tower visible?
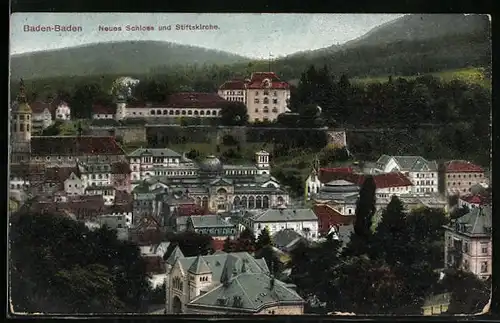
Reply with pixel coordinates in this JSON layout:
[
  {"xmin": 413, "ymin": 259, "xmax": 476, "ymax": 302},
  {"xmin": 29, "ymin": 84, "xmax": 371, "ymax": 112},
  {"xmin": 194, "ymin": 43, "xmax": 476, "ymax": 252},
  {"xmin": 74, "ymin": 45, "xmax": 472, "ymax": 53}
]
[{"xmin": 10, "ymin": 80, "xmax": 32, "ymax": 164}]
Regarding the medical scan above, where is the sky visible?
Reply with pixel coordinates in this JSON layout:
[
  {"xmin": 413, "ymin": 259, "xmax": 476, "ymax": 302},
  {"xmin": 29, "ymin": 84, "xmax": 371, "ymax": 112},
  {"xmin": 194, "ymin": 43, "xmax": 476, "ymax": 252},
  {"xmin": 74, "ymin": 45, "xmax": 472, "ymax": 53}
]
[{"xmin": 10, "ymin": 13, "xmax": 404, "ymax": 59}]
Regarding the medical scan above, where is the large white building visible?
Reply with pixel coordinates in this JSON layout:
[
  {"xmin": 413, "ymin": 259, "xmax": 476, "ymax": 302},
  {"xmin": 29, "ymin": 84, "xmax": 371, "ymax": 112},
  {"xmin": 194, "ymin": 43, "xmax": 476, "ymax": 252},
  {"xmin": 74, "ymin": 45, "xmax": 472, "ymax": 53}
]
[
  {"xmin": 241, "ymin": 208, "xmax": 319, "ymax": 240},
  {"xmin": 374, "ymin": 155, "xmax": 438, "ymax": 195},
  {"xmin": 218, "ymin": 72, "xmax": 291, "ymax": 123}
]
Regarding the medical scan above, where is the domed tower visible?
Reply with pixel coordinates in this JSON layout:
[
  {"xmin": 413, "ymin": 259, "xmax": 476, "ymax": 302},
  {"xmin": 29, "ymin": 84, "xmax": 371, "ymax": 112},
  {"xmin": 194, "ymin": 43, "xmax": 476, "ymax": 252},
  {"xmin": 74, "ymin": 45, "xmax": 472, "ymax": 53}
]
[
  {"xmin": 198, "ymin": 155, "xmax": 224, "ymax": 178},
  {"xmin": 255, "ymin": 150, "xmax": 270, "ymax": 175},
  {"xmin": 10, "ymin": 80, "xmax": 32, "ymax": 164}
]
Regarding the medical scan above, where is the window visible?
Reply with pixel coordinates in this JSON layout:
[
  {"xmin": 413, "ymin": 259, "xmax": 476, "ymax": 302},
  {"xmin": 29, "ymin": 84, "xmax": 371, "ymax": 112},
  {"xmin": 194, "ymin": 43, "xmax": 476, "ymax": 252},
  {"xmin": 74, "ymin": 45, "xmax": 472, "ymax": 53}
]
[
  {"xmin": 20, "ymin": 124, "xmax": 24, "ymax": 131},
  {"xmin": 254, "ymin": 98, "xmax": 259, "ymax": 104},
  {"xmin": 273, "ymin": 91, "xmax": 277, "ymax": 96},
  {"xmin": 26, "ymin": 125, "xmax": 30, "ymax": 132},
  {"xmin": 263, "ymin": 90, "xmax": 269, "ymax": 96},
  {"xmin": 263, "ymin": 97, "xmax": 269, "ymax": 104},
  {"xmin": 150, "ymin": 110, "xmax": 155, "ymax": 115},
  {"xmin": 255, "ymin": 108, "xmax": 259, "ymax": 113},
  {"xmin": 255, "ymin": 91, "xmax": 259, "ymax": 95},
  {"xmin": 463, "ymin": 242, "xmax": 469, "ymax": 253},
  {"xmin": 263, "ymin": 107, "xmax": 269, "ymax": 113},
  {"xmin": 272, "ymin": 107, "xmax": 278, "ymax": 113},
  {"xmin": 481, "ymin": 261, "xmax": 488, "ymax": 273},
  {"xmin": 481, "ymin": 243, "xmax": 488, "ymax": 254}
]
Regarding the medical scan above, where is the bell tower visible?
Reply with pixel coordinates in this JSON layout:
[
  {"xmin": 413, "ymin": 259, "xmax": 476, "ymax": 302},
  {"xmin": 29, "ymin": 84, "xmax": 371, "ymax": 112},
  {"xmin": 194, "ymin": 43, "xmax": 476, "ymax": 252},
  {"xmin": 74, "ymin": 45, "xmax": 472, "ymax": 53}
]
[
  {"xmin": 255, "ymin": 150, "xmax": 270, "ymax": 175},
  {"xmin": 10, "ymin": 80, "xmax": 32, "ymax": 164}
]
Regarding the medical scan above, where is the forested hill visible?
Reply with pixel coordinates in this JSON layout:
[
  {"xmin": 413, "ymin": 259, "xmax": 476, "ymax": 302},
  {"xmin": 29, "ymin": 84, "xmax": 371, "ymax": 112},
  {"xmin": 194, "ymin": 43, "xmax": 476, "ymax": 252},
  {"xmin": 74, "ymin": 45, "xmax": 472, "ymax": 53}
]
[
  {"xmin": 10, "ymin": 41, "xmax": 251, "ymax": 80},
  {"xmin": 270, "ymin": 14, "xmax": 491, "ymax": 79}
]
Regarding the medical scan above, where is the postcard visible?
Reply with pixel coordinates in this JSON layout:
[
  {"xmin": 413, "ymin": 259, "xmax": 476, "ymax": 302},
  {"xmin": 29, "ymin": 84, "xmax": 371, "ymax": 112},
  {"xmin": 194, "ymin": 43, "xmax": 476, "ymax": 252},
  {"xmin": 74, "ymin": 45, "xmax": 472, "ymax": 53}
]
[{"xmin": 8, "ymin": 12, "xmax": 492, "ymax": 316}]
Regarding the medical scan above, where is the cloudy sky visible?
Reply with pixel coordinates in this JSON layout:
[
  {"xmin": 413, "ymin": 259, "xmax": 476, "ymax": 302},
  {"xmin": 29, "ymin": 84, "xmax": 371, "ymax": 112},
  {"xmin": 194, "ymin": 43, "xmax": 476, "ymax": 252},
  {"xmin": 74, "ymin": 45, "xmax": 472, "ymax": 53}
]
[{"xmin": 10, "ymin": 13, "xmax": 404, "ymax": 59}]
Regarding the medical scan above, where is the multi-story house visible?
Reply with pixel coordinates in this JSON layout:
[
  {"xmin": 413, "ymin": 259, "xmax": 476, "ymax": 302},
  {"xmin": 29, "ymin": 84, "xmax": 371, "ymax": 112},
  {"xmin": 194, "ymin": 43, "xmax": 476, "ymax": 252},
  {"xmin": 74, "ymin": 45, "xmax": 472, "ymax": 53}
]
[
  {"xmin": 443, "ymin": 206, "xmax": 492, "ymax": 280},
  {"xmin": 164, "ymin": 248, "xmax": 304, "ymax": 314},
  {"xmin": 219, "ymin": 72, "xmax": 291, "ymax": 123},
  {"xmin": 442, "ymin": 160, "xmax": 487, "ymax": 197},
  {"xmin": 55, "ymin": 101, "xmax": 71, "ymax": 120},
  {"xmin": 111, "ymin": 161, "xmax": 132, "ymax": 193},
  {"xmin": 31, "ymin": 102, "xmax": 54, "ymax": 133},
  {"xmin": 186, "ymin": 215, "xmax": 238, "ymax": 240},
  {"xmin": 459, "ymin": 194, "xmax": 490, "ymax": 210},
  {"xmin": 374, "ymin": 155, "xmax": 438, "ymax": 195},
  {"xmin": 128, "ymin": 148, "xmax": 189, "ymax": 182},
  {"xmin": 241, "ymin": 208, "xmax": 319, "ymax": 240}
]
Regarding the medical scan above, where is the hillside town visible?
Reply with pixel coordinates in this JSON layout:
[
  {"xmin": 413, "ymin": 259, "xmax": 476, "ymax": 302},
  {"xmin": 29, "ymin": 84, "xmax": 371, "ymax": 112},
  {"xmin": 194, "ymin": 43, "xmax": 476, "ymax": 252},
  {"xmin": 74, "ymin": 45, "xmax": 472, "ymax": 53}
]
[{"xmin": 9, "ymin": 66, "xmax": 492, "ymax": 315}]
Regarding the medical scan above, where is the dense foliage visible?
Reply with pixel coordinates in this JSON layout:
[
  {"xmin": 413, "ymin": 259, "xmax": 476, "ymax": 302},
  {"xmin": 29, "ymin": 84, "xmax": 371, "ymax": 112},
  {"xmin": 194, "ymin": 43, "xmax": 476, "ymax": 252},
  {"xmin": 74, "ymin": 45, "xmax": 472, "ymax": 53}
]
[
  {"xmin": 9, "ymin": 212, "xmax": 151, "ymax": 314},
  {"xmin": 164, "ymin": 231, "xmax": 214, "ymax": 257},
  {"xmin": 287, "ymin": 195, "xmax": 491, "ymax": 315}
]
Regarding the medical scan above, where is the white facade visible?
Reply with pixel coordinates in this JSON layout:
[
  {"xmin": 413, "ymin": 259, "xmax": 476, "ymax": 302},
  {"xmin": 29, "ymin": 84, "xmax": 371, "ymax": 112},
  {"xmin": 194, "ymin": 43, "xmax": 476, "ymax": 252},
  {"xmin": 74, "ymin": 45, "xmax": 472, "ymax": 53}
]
[
  {"xmin": 255, "ymin": 150, "xmax": 271, "ymax": 175},
  {"xmin": 55, "ymin": 102, "xmax": 71, "ymax": 120},
  {"xmin": 246, "ymin": 88, "xmax": 290, "ymax": 123},
  {"xmin": 217, "ymin": 89, "xmax": 247, "ymax": 105},
  {"xmin": 64, "ymin": 172, "xmax": 86, "ymax": 196},
  {"xmin": 375, "ymin": 155, "xmax": 438, "ymax": 195},
  {"xmin": 253, "ymin": 220, "xmax": 318, "ymax": 240}
]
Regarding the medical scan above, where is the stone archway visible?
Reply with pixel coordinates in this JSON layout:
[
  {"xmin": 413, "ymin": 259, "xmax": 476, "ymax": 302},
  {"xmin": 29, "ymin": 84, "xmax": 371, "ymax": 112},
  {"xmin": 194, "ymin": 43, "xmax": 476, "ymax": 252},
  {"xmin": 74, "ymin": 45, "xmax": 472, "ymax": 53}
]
[
  {"xmin": 233, "ymin": 196, "xmax": 241, "ymax": 208},
  {"xmin": 263, "ymin": 196, "xmax": 269, "ymax": 209},
  {"xmin": 248, "ymin": 196, "xmax": 255, "ymax": 209},
  {"xmin": 172, "ymin": 296, "xmax": 182, "ymax": 314},
  {"xmin": 241, "ymin": 196, "xmax": 248, "ymax": 208},
  {"xmin": 256, "ymin": 196, "xmax": 262, "ymax": 209}
]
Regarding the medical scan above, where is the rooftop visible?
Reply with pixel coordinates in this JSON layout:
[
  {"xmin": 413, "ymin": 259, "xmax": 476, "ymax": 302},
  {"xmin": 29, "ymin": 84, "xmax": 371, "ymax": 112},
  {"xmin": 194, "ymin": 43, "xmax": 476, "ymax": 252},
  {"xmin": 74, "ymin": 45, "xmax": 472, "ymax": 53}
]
[
  {"xmin": 30, "ymin": 136, "xmax": 124, "ymax": 156},
  {"xmin": 128, "ymin": 148, "xmax": 182, "ymax": 158},
  {"xmin": 444, "ymin": 160, "xmax": 484, "ymax": 173},
  {"xmin": 247, "ymin": 208, "xmax": 317, "ymax": 223}
]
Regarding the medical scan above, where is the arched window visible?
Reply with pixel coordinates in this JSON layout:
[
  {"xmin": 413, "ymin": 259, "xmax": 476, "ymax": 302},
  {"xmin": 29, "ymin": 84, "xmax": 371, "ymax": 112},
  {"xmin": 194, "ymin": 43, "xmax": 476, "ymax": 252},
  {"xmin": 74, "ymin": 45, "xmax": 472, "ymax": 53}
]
[
  {"xmin": 241, "ymin": 196, "xmax": 248, "ymax": 208},
  {"xmin": 277, "ymin": 196, "xmax": 284, "ymax": 205},
  {"xmin": 263, "ymin": 97, "xmax": 269, "ymax": 104},
  {"xmin": 263, "ymin": 196, "xmax": 269, "ymax": 208},
  {"xmin": 163, "ymin": 110, "xmax": 168, "ymax": 115},
  {"xmin": 212, "ymin": 110, "xmax": 217, "ymax": 115},
  {"xmin": 169, "ymin": 110, "xmax": 174, "ymax": 115},
  {"xmin": 175, "ymin": 110, "xmax": 180, "ymax": 115},
  {"xmin": 182, "ymin": 110, "xmax": 187, "ymax": 115},
  {"xmin": 188, "ymin": 110, "xmax": 193, "ymax": 115},
  {"xmin": 150, "ymin": 110, "xmax": 155, "ymax": 115},
  {"xmin": 156, "ymin": 109, "xmax": 161, "ymax": 115},
  {"xmin": 200, "ymin": 111, "xmax": 205, "ymax": 116},
  {"xmin": 233, "ymin": 196, "xmax": 241, "ymax": 207},
  {"xmin": 263, "ymin": 107, "xmax": 269, "ymax": 113},
  {"xmin": 256, "ymin": 196, "xmax": 262, "ymax": 208},
  {"xmin": 248, "ymin": 196, "xmax": 255, "ymax": 209},
  {"xmin": 194, "ymin": 110, "xmax": 199, "ymax": 115}
]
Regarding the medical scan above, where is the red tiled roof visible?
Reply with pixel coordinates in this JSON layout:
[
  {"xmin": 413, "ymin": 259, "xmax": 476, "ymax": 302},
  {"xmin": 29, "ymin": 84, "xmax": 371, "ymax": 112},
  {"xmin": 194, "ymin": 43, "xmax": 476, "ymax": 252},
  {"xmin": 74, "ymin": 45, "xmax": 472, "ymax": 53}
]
[
  {"xmin": 92, "ymin": 104, "xmax": 116, "ymax": 115},
  {"xmin": 176, "ymin": 204, "xmax": 205, "ymax": 217},
  {"xmin": 31, "ymin": 136, "xmax": 124, "ymax": 156},
  {"xmin": 30, "ymin": 101, "xmax": 56, "ymax": 114},
  {"xmin": 372, "ymin": 173, "xmax": 413, "ymax": 189},
  {"xmin": 166, "ymin": 92, "xmax": 227, "ymax": 109},
  {"xmin": 111, "ymin": 162, "xmax": 131, "ymax": 174},
  {"xmin": 211, "ymin": 239, "xmax": 225, "ymax": 251},
  {"xmin": 246, "ymin": 72, "xmax": 290, "ymax": 90},
  {"xmin": 460, "ymin": 194, "xmax": 487, "ymax": 205},
  {"xmin": 313, "ymin": 204, "xmax": 355, "ymax": 234},
  {"xmin": 318, "ymin": 168, "xmax": 357, "ymax": 184},
  {"xmin": 219, "ymin": 80, "xmax": 247, "ymax": 90},
  {"xmin": 318, "ymin": 170, "xmax": 413, "ymax": 189},
  {"xmin": 30, "ymin": 195, "xmax": 106, "ymax": 219},
  {"xmin": 445, "ymin": 160, "xmax": 484, "ymax": 173}
]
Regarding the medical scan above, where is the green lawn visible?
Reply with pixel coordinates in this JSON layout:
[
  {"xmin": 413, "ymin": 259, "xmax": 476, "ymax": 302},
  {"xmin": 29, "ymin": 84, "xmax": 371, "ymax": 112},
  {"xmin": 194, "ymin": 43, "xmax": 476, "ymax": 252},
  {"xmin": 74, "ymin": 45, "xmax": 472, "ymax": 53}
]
[{"xmin": 351, "ymin": 67, "xmax": 491, "ymax": 89}]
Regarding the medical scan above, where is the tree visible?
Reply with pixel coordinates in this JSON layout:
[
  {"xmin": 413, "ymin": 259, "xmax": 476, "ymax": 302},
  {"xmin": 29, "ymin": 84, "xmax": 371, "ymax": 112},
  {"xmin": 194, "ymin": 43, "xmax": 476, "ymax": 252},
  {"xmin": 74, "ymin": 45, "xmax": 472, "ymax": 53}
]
[
  {"xmin": 219, "ymin": 102, "xmax": 248, "ymax": 126},
  {"xmin": 351, "ymin": 176, "xmax": 376, "ymax": 241},
  {"xmin": 440, "ymin": 269, "xmax": 491, "ymax": 314},
  {"xmin": 165, "ymin": 231, "xmax": 214, "ymax": 257},
  {"xmin": 255, "ymin": 227, "xmax": 272, "ymax": 250},
  {"xmin": 233, "ymin": 228, "xmax": 256, "ymax": 253},
  {"xmin": 9, "ymin": 212, "xmax": 151, "ymax": 314},
  {"xmin": 132, "ymin": 78, "xmax": 170, "ymax": 103},
  {"xmin": 222, "ymin": 237, "xmax": 234, "ymax": 252},
  {"xmin": 373, "ymin": 196, "xmax": 407, "ymax": 266}
]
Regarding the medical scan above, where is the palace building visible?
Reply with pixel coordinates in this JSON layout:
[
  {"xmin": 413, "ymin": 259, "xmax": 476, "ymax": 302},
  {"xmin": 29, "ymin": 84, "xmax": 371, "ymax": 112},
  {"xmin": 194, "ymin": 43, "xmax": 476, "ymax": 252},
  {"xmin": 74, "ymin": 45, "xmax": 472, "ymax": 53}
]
[{"xmin": 128, "ymin": 148, "xmax": 289, "ymax": 213}]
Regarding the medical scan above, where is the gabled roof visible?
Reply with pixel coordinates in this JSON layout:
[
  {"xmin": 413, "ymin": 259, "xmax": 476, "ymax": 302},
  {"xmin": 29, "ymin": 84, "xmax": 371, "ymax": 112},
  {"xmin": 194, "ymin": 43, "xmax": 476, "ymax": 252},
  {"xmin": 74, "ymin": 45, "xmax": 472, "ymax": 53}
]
[
  {"xmin": 248, "ymin": 208, "xmax": 318, "ymax": 223},
  {"xmin": 188, "ymin": 255, "xmax": 213, "ymax": 274},
  {"xmin": 318, "ymin": 170, "xmax": 413, "ymax": 189},
  {"xmin": 272, "ymin": 229, "xmax": 305, "ymax": 250},
  {"xmin": 392, "ymin": 156, "xmax": 438, "ymax": 172},
  {"xmin": 444, "ymin": 160, "xmax": 484, "ymax": 173},
  {"xmin": 189, "ymin": 215, "xmax": 235, "ymax": 228},
  {"xmin": 166, "ymin": 245, "xmax": 185, "ymax": 265},
  {"xmin": 188, "ymin": 272, "xmax": 303, "ymax": 312},
  {"xmin": 454, "ymin": 206, "xmax": 492, "ymax": 236},
  {"xmin": 210, "ymin": 177, "xmax": 234, "ymax": 186},
  {"xmin": 460, "ymin": 194, "xmax": 488, "ymax": 205},
  {"xmin": 219, "ymin": 80, "xmax": 247, "ymax": 90}
]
